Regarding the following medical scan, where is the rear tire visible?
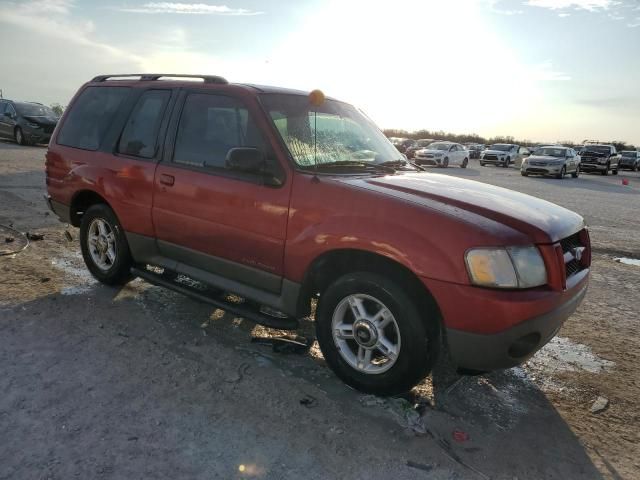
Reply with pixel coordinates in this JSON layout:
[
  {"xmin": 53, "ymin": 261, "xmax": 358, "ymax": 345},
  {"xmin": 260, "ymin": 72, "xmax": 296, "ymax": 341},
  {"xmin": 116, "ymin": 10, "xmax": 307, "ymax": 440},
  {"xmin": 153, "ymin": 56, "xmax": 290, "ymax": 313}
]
[
  {"xmin": 80, "ymin": 204, "xmax": 133, "ymax": 285},
  {"xmin": 461, "ymin": 158, "xmax": 468, "ymax": 168},
  {"xmin": 612, "ymin": 168, "xmax": 618, "ymax": 175},
  {"xmin": 315, "ymin": 272, "xmax": 438, "ymax": 396}
]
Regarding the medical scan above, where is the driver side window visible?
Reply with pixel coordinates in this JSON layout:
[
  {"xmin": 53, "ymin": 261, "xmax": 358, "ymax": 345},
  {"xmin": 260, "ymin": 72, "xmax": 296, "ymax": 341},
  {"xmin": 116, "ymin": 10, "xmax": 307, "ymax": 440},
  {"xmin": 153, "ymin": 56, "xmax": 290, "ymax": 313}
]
[{"xmin": 173, "ymin": 93, "xmax": 266, "ymax": 169}]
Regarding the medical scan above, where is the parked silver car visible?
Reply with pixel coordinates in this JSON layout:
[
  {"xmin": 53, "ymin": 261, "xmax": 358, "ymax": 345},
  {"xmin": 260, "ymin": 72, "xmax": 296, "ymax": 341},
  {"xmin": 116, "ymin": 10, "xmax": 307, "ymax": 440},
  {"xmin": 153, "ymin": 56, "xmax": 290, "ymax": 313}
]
[{"xmin": 521, "ymin": 146, "xmax": 580, "ymax": 179}]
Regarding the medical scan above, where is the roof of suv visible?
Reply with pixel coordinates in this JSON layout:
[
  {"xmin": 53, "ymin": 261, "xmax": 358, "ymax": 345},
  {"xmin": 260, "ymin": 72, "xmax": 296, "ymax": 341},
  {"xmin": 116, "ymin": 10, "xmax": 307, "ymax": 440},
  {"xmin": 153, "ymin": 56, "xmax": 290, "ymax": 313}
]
[{"xmin": 88, "ymin": 73, "xmax": 337, "ymax": 99}]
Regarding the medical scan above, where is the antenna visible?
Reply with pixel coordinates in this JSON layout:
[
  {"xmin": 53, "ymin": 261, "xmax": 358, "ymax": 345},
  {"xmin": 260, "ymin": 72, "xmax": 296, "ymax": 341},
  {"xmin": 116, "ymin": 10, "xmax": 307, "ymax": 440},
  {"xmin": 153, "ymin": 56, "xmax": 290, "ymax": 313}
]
[{"xmin": 0, "ymin": 89, "xmax": 3, "ymax": 99}]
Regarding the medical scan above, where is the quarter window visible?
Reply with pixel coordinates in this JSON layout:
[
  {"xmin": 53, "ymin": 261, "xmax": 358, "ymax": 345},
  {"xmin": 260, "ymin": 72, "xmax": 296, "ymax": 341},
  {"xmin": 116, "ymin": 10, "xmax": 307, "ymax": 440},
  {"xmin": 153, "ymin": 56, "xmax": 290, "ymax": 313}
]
[
  {"xmin": 57, "ymin": 86, "xmax": 130, "ymax": 151},
  {"xmin": 118, "ymin": 90, "xmax": 170, "ymax": 159},
  {"xmin": 173, "ymin": 94, "xmax": 264, "ymax": 169},
  {"xmin": 0, "ymin": 102, "xmax": 6, "ymax": 115}
]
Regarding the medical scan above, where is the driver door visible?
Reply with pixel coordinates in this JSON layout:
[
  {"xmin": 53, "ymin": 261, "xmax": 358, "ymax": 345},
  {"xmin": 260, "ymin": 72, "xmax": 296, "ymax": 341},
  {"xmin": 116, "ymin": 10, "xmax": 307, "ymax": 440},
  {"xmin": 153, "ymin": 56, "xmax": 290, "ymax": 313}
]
[{"xmin": 152, "ymin": 91, "xmax": 291, "ymax": 293}]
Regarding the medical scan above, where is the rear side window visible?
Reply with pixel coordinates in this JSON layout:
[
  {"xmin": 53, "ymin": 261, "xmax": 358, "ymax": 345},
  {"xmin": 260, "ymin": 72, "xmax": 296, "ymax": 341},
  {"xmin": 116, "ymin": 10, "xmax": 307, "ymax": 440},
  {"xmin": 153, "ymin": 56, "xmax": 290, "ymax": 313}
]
[
  {"xmin": 118, "ymin": 90, "xmax": 170, "ymax": 159},
  {"xmin": 57, "ymin": 86, "xmax": 130, "ymax": 151},
  {"xmin": 173, "ymin": 93, "xmax": 264, "ymax": 169},
  {"xmin": 0, "ymin": 102, "xmax": 6, "ymax": 115}
]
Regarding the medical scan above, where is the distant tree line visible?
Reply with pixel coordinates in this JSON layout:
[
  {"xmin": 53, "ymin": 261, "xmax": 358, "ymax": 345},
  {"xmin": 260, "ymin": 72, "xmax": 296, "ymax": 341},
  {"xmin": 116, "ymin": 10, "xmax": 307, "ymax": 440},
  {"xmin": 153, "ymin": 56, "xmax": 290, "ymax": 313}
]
[{"xmin": 383, "ymin": 128, "xmax": 636, "ymax": 151}]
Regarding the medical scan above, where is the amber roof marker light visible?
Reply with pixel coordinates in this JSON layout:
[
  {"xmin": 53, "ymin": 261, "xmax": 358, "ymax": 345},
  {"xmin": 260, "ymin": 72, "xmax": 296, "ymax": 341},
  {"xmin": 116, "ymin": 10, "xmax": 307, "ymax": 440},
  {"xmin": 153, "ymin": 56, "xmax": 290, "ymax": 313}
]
[{"xmin": 308, "ymin": 89, "xmax": 325, "ymax": 174}]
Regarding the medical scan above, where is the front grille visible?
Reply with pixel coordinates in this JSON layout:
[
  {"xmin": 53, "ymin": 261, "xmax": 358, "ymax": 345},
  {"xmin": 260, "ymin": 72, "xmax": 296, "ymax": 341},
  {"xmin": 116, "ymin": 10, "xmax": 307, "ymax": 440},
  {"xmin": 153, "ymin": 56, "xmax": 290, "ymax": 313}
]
[
  {"xmin": 559, "ymin": 230, "xmax": 590, "ymax": 280},
  {"xmin": 527, "ymin": 168, "xmax": 549, "ymax": 174},
  {"xmin": 484, "ymin": 154, "xmax": 498, "ymax": 160}
]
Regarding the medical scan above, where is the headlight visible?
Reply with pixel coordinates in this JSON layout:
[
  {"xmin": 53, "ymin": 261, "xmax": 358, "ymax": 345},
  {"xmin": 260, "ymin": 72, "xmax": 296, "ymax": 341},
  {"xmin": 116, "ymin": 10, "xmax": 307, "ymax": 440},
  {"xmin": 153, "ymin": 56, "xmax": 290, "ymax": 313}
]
[
  {"xmin": 465, "ymin": 246, "xmax": 547, "ymax": 289},
  {"xmin": 27, "ymin": 122, "xmax": 41, "ymax": 129},
  {"xmin": 598, "ymin": 158, "xmax": 608, "ymax": 164}
]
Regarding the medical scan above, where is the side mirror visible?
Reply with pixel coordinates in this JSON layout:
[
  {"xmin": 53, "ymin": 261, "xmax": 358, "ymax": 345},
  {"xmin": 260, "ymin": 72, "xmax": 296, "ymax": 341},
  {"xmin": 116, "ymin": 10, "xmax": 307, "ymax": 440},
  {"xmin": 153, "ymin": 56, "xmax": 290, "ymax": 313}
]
[{"xmin": 225, "ymin": 147, "xmax": 265, "ymax": 174}]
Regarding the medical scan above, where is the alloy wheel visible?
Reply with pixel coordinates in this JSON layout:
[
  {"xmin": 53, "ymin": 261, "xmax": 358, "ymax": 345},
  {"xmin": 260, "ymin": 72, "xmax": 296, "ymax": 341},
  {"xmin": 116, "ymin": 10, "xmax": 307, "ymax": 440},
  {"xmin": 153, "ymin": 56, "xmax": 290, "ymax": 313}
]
[{"xmin": 331, "ymin": 294, "xmax": 401, "ymax": 374}]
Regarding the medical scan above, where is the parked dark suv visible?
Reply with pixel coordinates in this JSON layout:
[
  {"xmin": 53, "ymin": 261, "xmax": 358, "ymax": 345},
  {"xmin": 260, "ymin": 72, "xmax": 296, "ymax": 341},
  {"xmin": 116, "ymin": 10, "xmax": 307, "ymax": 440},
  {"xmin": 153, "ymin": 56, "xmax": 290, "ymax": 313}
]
[
  {"xmin": 45, "ymin": 74, "xmax": 590, "ymax": 395},
  {"xmin": 579, "ymin": 144, "xmax": 619, "ymax": 175},
  {"xmin": 618, "ymin": 151, "xmax": 639, "ymax": 171},
  {"xmin": 0, "ymin": 100, "xmax": 59, "ymax": 145}
]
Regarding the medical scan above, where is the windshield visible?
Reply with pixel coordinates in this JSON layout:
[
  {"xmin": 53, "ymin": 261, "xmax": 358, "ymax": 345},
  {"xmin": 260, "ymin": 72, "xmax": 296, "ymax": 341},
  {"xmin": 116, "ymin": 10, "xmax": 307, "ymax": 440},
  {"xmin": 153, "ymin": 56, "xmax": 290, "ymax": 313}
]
[
  {"xmin": 16, "ymin": 103, "xmax": 55, "ymax": 117},
  {"xmin": 583, "ymin": 145, "xmax": 610, "ymax": 154},
  {"xmin": 428, "ymin": 143, "xmax": 452, "ymax": 151},
  {"xmin": 533, "ymin": 147, "xmax": 567, "ymax": 157},
  {"xmin": 416, "ymin": 140, "xmax": 432, "ymax": 147},
  {"xmin": 260, "ymin": 94, "xmax": 402, "ymax": 167},
  {"xmin": 621, "ymin": 151, "xmax": 636, "ymax": 157},
  {"xmin": 489, "ymin": 144, "xmax": 513, "ymax": 152}
]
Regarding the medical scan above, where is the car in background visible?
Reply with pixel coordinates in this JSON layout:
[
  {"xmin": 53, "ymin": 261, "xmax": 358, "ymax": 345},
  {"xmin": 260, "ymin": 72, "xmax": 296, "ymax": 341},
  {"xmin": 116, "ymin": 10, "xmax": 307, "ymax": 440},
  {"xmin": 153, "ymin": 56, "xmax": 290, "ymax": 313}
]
[
  {"xmin": 521, "ymin": 146, "xmax": 580, "ymax": 179},
  {"xmin": 390, "ymin": 137, "xmax": 416, "ymax": 154},
  {"xmin": 405, "ymin": 139, "xmax": 435, "ymax": 159},
  {"xmin": 579, "ymin": 144, "xmax": 619, "ymax": 175},
  {"xmin": 480, "ymin": 144, "xmax": 522, "ymax": 168},
  {"xmin": 0, "ymin": 100, "xmax": 59, "ymax": 146},
  {"xmin": 618, "ymin": 151, "xmax": 639, "ymax": 171},
  {"xmin": 414, "ymin": 141, "xmax": 469, "ymax": 168},
  {"xmin": 467, "ymin": 144, "xmax": 485, "ymax": 159}
]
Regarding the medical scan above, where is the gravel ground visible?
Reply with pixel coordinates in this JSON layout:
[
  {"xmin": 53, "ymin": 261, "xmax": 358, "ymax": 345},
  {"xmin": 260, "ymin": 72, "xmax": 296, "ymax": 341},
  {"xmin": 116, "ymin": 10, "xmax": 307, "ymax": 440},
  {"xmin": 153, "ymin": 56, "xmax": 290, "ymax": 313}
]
[{"xmin": 1, "ymin": 142, "xmax": 638, "ymax": 479}]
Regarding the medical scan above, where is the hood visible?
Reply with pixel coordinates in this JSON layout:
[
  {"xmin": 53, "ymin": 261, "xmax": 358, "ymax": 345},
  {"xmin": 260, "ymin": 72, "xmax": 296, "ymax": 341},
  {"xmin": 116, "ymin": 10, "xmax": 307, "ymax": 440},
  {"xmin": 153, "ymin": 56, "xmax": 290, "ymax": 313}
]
[
  {"xmin": 417, "ymin": 149, "xmax": 445, "ymax": 155},
  {"xmin": 528, "ymin": 155, "xmax": 564, "ymax": 162},
  {"xmin": 343, "ymin": 173, "xmax": 584, "ymax": 243},
  {"xmin": 23, "ymin": 115, "xmax": 58, "ymax": 125},
  {"xmin": 483, "ymin": 149, "xmax": 509, "ymax": 155},
  {"xmin": 581, "ymin": 149, "xmax": 608, "ymax": 158}
]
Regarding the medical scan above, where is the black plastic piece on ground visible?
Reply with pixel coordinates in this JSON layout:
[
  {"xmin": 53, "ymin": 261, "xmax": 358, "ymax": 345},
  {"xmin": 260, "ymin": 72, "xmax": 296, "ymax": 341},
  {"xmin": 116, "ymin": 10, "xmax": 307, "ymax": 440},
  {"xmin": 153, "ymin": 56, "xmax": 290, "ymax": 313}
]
[
  {"xmin": 250, "ymin": 335, "xmax": 312, "ymax": 354},
  {"xmin": 131, "ymin": 266, "xmax": 299, "ymax": 330}
]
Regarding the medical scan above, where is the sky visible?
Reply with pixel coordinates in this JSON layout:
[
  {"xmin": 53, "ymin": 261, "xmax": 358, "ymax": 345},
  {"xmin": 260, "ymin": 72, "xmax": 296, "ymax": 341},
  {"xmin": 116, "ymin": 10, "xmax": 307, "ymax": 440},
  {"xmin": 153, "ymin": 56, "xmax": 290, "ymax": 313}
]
[{"xmin": 1, "ymin": 0, "xmax": 639, "ymax": 144}]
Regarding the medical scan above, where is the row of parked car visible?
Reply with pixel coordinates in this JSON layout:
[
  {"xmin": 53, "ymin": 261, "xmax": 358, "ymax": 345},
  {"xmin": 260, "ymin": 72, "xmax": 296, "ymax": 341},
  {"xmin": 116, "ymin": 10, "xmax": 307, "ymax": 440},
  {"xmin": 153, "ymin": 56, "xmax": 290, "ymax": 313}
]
[{"xmin": 390, "ymin": 137, "xmax": 640, "ymax": 178}]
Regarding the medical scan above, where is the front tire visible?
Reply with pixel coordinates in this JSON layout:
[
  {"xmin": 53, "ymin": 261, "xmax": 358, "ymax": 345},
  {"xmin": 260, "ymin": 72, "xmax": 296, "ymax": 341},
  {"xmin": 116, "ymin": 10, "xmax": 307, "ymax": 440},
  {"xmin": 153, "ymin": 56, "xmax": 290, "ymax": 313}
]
[
  {"xmin": 556, "ymin": 166, "xmax": 566, "ymax": 179},
  {"xmin": 315, "ymin": 272, "xmax": 437, "ymax": 396},
  {"xmin": 442, "ymin": 158, "xmax": 449, "ymax": 168},
  {"xmin": 15, "ymin": 127, "xmax": 27, "ymax": 146},
  {"xmin": 572, "ymin": 165, "xmax": 580, "ymax": 178},
  {"xmin": 80, "ymin": 204, "xmax": 133, "ymax": 285},
  {"xmin": 461, "ymin": 158, "xmax": 468, "ymax": 168},
  {"xmin": 601, "ymin": 163, "xmax": 609, "ymax": 176},
  {"xmin": 503, "ymin": 157, "xmax": 510, "ymax": 168}
]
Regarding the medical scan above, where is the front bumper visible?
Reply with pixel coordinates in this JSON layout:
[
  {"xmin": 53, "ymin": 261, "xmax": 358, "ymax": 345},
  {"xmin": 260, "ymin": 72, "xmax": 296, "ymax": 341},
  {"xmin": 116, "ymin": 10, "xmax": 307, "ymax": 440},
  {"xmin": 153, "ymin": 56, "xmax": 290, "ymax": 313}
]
[
  {"xmin": 522, "ymin": 165, "xmax": 563, "ymax": 175},
  {"xmin": 445, "ymin": 283, "xmax": 587, "ymax": 371},
  {"xmin": 45, "ymin": 195, "xmax": 71, "ymax": 223},
  {"xmin": 422, "ymin": 269, "xmax": 589, "ymax": 371},
  {"xmin": 481, "ymin": 157, "xmax": 506, "ymax": 164},
  {"xmin": 580, "ymin": 163, "xmax": 607, "ymax": 171},
  {"xmin": 414, "ymin": 158, "xmax": 441, "ymax": 166}
]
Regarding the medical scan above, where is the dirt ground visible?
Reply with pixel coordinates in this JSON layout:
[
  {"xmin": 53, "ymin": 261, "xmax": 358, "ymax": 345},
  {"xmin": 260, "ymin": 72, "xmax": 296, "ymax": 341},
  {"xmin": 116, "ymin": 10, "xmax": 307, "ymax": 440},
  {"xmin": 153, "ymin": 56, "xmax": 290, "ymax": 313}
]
[{"xmin": 1, "ymin": 141, "xmax": 638, "ymax": 479}]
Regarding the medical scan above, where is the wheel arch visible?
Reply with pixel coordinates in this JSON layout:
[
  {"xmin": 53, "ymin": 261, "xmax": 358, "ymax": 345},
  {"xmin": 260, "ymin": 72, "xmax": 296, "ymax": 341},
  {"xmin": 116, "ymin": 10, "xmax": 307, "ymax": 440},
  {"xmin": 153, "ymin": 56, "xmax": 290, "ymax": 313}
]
[
  {"xmin": 296, "ymin": 248, "xmax": 442, "ymax": 334},
  {"xmin": 69, "ymin": 189, "xmax": 113, "ymax": 227}
]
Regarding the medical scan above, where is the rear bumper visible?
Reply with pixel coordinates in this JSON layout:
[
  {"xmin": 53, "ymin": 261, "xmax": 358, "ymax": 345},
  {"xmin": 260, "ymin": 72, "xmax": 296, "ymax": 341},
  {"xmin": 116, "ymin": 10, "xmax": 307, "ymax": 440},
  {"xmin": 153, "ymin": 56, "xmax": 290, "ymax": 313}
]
[
  {"xmin": 445, "ymin": 283, "xmax": 587, "ymax": 371},
  {"xmin": 45, "ymin": 195, "xmax": 71, "ymax": 223}
]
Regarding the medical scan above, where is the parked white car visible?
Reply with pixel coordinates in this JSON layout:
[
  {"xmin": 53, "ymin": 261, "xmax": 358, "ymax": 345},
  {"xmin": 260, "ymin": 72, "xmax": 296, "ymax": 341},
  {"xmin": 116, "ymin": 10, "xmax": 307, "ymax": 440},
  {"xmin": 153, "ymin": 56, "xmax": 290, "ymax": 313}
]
[
  {"xmin": 521, "ymin": 146, "xmax": 581, "ymax": 179},
  {"xmin": 414, "ymin": 142, "xmax": 469, "ymax": 168},
  {"xmin": 480, "ymin": 144, "xmax": 524, "ymax": 168}
]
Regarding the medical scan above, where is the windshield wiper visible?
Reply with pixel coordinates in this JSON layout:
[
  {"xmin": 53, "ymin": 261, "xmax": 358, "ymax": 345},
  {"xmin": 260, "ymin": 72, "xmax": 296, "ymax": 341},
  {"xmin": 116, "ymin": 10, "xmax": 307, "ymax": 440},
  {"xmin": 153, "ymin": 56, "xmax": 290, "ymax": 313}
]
[
  {"xmin": 309, "ymin": 161, "xmax": 396, "ymax": 174},
  {"xmin": 378, "ymin": 159, "xmax": 426, "ymax": 172}
]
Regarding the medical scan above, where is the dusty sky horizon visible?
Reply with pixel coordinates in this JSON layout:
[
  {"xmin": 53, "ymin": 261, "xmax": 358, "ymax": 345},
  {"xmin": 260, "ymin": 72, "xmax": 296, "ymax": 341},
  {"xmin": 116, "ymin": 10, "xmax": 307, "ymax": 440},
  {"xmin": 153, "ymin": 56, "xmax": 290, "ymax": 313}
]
[{"xmin": 1, "ymin": 0, "xmax": 639, "ymax": 145}]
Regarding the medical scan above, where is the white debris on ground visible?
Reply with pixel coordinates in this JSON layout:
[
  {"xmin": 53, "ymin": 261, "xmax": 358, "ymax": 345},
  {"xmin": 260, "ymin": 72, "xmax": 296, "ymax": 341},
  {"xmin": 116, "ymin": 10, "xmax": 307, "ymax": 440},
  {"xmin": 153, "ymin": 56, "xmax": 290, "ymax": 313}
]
[
  {"xmin": 526, "ymin": 336, "xmax": 615, "ymax": 374},
  {"xmin": 614, "ymin": 257, "xmax": 640, "ymax": 267},
  {"xmin": 51, "ymin": 250, "xmax": 97, "ymax": 295}
]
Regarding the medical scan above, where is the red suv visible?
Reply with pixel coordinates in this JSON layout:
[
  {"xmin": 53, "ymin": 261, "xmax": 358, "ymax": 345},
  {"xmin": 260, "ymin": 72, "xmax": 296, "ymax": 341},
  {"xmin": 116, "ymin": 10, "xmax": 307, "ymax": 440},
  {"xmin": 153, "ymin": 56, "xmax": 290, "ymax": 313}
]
[{"xmin": 45, "ymin": 74, "xmax": 590, "ymax": 395}]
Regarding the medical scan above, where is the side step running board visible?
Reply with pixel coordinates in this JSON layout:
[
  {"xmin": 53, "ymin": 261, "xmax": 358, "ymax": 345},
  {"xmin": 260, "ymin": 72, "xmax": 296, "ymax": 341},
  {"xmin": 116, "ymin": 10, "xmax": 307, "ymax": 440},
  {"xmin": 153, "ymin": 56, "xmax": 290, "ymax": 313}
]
[{"xmin": 131, "ymin": 266, "xmax": 299, "ymax": 331}]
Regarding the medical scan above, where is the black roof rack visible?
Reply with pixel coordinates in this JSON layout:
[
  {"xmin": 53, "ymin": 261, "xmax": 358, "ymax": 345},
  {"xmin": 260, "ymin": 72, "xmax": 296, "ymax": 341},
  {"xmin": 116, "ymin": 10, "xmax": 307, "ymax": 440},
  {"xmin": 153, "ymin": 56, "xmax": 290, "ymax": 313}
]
[{"xmin": 90, "ymin": 74, "xmax": 229, "ymax": 84}]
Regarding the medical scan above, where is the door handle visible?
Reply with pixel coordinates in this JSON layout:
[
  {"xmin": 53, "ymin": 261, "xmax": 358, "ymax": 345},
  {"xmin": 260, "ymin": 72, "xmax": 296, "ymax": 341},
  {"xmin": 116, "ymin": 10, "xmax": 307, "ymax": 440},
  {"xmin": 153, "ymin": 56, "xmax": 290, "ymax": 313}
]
[{"xmin": 159, "ymin": 174, "xmax": 175, "ymax": 186}]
